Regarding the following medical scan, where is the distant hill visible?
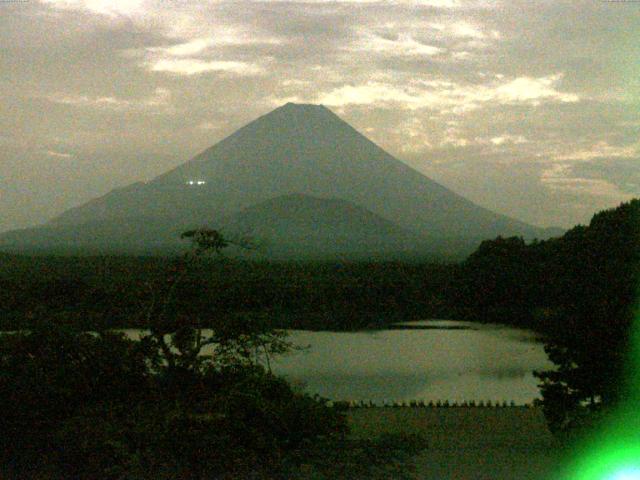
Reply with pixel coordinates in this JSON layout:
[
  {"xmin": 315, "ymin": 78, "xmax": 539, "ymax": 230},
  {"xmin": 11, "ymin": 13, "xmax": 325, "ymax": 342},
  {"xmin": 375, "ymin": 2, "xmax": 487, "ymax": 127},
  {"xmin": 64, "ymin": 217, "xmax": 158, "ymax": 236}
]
[
  {"xmin": 220, "ymin": 194, "xmax": 429, "ymax": 260},
  {"xmin": 0, "ymin": 195, "xmax": 431, "ymax": 259},
  {"xmin": 0, "ymin": 103, "xmax": 556, "ymax": 258}
]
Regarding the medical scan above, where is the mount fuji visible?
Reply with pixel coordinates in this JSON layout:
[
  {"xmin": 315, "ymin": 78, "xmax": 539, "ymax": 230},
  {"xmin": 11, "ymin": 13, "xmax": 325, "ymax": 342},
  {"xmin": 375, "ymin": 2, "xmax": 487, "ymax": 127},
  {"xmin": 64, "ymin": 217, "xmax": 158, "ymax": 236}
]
[{"xmin": 0, "ymin": 103, "xmax": 554, "ymax": 258}]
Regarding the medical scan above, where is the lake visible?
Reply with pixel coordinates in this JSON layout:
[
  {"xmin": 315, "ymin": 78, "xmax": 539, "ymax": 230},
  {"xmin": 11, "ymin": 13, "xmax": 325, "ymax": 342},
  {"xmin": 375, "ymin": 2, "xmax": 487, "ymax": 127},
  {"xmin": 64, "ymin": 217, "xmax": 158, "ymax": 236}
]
[
  {"xmin": 125, "ymin": 319, "xmax": 553, "ymax": 405},
  {"xmin": 271, "ymin": 320, "xmax": 552, "ymax": 405}
]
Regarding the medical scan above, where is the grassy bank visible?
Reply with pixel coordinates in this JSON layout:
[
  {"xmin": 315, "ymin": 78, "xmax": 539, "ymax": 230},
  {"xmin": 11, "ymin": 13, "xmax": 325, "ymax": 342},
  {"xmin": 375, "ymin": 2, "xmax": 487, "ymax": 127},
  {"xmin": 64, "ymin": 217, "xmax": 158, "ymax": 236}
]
[{"xmin": 347, "ymin": 406, "xmax": 564, "ymax": 480}]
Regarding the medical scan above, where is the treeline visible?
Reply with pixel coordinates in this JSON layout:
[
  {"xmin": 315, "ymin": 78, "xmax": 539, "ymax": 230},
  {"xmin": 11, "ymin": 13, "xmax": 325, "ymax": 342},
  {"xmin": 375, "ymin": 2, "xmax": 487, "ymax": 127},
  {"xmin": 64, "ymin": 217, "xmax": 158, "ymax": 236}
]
[
  {"xmin": 1, "ymin": 199, "xmax": 638, "ymax": 451},
  {"xmin": 2, "ymin": 200, "xmax": 638, "ymax": 340},
  {"xmin": 0, "ymin": 232, "xmax": 426, "ymax": 479},
  {"xmin": 451, "ymin": 199, "xmax": 639, "ymax": 330},
  {"xmin": 453, "ymin": 199, "xmax": 640, "ymax": 433},
  {"xmin": 0, "ymin": 257, "xmax": 454, "ymax": 331}
]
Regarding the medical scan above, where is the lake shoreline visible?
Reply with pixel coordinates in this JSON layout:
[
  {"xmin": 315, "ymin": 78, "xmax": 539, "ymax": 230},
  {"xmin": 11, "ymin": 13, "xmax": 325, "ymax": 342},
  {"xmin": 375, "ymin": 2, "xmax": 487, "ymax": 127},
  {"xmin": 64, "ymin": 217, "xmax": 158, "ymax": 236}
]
[{"xmin": 3, "ymin": 320, "xmax": 552, "ymax": 405}]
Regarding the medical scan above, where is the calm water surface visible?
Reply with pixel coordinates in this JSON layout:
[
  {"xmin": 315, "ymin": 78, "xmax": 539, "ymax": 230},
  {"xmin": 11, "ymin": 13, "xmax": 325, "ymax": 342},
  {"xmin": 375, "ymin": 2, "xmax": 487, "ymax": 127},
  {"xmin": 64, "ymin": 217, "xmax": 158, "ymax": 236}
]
[
  {"xmin": 272, "ymin": 320, "xmax": 551, "ymax": 405},
  {"xmin": 124, "ymin": 320, "xmax": 552, "ymax": 405}
]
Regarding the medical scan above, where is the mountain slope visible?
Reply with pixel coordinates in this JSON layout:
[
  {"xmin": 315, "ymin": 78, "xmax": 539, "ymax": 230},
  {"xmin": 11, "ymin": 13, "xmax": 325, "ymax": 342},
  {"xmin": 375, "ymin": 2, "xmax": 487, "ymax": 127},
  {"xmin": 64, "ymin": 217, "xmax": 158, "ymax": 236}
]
[
  {"xmin": 0, "ymin": 216, "xmax": 188, "ymax": 254},
  {"xmin": 2, "ymin": 103, "xmax": 551, "ymax": 256},
  {"xmin": 220, "ymin": 194, "xmax": 428, "ymax": 259},
  {"xmin": 0, "ymin": 195, "xmax": 429, "ymax": 258}
]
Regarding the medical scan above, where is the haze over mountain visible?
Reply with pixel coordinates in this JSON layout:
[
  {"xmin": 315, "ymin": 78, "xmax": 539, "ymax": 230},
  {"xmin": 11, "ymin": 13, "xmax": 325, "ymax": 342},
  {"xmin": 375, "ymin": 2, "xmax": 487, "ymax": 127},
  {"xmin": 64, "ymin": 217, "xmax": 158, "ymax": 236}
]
[{"xmin": 1, "ymin": 103, "xmax": 558, "ymax": 258}]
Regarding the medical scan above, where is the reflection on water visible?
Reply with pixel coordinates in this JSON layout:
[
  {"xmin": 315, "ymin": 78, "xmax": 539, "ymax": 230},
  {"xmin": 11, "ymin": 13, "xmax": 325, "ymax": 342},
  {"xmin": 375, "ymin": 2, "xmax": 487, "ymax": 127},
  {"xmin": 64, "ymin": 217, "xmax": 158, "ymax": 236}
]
[
  {"xmin": 121, "ymin": 320, "xmax": 552, "ymax": 405},
  {"xmin": 270, "ymin": 320, "xmax": 552, "ymax": 405}
]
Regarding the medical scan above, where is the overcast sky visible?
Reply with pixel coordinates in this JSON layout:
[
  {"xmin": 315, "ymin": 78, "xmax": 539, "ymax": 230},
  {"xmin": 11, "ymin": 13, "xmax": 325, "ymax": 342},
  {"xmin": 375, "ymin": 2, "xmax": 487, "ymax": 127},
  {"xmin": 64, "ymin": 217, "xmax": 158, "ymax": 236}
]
[{"xmin": 1, "ymin": 0, "xmax": 638, "ymax": 232}]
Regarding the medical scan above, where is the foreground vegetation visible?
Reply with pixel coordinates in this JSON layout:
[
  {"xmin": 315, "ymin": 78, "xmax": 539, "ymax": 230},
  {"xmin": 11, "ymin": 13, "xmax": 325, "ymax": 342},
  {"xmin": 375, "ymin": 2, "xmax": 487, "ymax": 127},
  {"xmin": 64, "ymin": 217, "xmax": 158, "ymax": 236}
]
[
  {"xmin": 1, "ymin": 199, "xmax": 638, "ymax": 475},
  {"xmin": 0, "ymin": 230, "xmax": 426, "ymax": 479},
  {"xmin": 1, "ymin": 325, "xmax": 430, "ymax": 479},
  {"xmin": 0, "ymin": 255, "xmax": 454, "ymax": 332},
  {"xmin": 348, "ymin": 406, "xmax": 560, "ymax": 480},
  {"xmin": 456, "ymin": 200, "xmax": 639, "ymax": 436}
]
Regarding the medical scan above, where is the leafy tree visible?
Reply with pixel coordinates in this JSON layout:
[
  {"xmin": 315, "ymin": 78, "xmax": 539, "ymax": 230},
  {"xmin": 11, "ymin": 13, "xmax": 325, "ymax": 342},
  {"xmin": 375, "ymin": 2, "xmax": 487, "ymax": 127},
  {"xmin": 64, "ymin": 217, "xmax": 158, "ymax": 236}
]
[
  {"xmin": 140, "ymin": 228, "xmax": 291, "ymax": 376},
  {"xmin": 452, "ymin": 235, "xmax": 537, "ymax": 326},
  {"xmin": 0, "ymin": 229, "xmax": 348, "ymax": 479},
  {"xmin": 534, "ymin": 200, "xmax": 640, "ymax": 435},
  {"xmin": 0, "ymin": 326, "xmax": 149, "ymax": 478},
  {"xmin": 451, "ymin": 200, "xmax": 640, "ymax": 437}
]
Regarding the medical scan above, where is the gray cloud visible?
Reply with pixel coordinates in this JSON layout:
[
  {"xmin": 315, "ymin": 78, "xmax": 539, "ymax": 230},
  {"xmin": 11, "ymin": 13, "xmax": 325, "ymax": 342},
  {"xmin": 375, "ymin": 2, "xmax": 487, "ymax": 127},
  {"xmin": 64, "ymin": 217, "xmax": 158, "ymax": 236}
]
[
  {"xmin": 0, "ymin": 0, "xmax": 637, "ymax": 231},
  {"xmin": 567, "ymin": 157, "xmax": 640, "ymax": 197}
]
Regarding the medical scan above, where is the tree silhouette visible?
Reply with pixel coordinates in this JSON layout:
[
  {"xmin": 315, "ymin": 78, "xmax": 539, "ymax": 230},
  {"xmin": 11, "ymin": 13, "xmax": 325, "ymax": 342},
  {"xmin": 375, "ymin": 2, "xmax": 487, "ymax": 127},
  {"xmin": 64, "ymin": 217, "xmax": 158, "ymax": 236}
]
[
  {"xmin": 534, "ymin": 199, "xmax": 640, "ymax": 435},
  {"xmin": 142, "ymin": 228, "xmax": 290, "ymax": 375},
  {"xmin": 0, "ymin": 228, "xmax": 348, "ymax": 479}
]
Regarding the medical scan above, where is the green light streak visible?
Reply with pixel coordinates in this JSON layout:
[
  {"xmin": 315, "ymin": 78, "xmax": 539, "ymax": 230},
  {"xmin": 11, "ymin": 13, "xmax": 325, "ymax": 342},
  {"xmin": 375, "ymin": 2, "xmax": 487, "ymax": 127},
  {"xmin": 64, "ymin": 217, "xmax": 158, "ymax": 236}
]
[
  {"xmin": 609, "ymin": 468, "xmax": 640, "ymax": 480},
  {"xmin": 562, "ymin": 307, "xmax": 640, "ymax": 480}
]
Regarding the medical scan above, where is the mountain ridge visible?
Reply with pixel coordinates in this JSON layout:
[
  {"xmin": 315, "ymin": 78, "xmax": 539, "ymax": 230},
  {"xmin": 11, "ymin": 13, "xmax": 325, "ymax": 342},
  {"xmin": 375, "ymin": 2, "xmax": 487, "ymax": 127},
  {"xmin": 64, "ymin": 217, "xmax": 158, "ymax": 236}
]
[
  {"xmin": 219, "ymin": 193, "xmax": 429, "ymax": 260},
  {"xmin": 2, "ymin": 103, "xmax": 556, "ymax": 258}
]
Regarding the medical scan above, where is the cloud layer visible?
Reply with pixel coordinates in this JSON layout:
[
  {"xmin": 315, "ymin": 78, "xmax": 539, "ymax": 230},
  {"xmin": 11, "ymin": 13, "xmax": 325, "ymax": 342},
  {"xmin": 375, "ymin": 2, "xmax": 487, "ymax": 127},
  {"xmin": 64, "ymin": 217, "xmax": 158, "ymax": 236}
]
[{"xmin": 0, "ymin": 0, "xmax": 637, "ymax": 231}]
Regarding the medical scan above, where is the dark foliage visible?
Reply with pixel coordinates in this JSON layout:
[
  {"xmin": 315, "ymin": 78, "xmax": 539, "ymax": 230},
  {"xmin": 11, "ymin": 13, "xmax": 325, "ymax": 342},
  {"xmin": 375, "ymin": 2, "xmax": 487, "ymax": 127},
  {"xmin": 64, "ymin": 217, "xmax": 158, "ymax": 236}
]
[
  {"xmin": 0, "ymin": 229, "xmax": 352, "ymax": 479},
  {"xmin": 0, "ymin": 256, "xmax": 454, "ymax": 332},
  {"xmin": 0, "ymin": 318, "xmax": 349, "ymax": 480},
  {"xmin": 533, "ymin": 200, "xmax": 639, "ymax": 434},
  {"xmin": 452, "ymin": 200, "xmax": 640, "ymax": 434},
  {"xmin": 3, "ymin": 200, "xmax": 638, "ymax": 451}
]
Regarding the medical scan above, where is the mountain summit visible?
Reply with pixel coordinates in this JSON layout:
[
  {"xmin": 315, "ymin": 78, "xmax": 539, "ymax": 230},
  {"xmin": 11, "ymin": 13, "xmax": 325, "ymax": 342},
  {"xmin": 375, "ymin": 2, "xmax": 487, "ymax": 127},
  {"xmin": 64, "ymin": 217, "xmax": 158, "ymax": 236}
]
[{"xmin": 2, "ymin": 103, "xmax": 550, "ymax": 257}]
